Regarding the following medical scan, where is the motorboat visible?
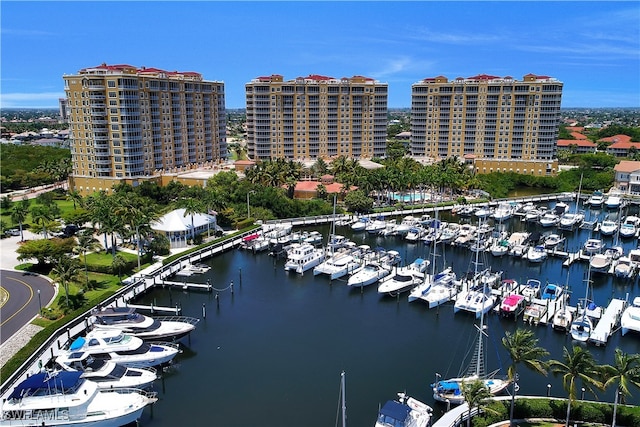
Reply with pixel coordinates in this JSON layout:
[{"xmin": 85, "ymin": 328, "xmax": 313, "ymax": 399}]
[
  {"xmin": 583, "ymin": 238, "xmax": 604, "ymax": 255},
  {"xmin": 313, "ymin": 251, "xmax": 361, "ymax": 280},
  {"xmin": 351, "ymin": 217, "xmax": 369, "ymax": 231},
  {"xmin": 284, "ymin": 242, "xmax": 325, "ymax": 274},
  {"xmin": 175, "ymin": 262, "xmax": 211, "ymax": 277},
  {"xmin": 541, "ymin": 283, "xmax": 563, "ymax": 301},
  {"xmin": 542, "ymin": 233, "xmax": 565, "ymax": 249},
  {"xmin": 621, "ymin": 296, "xmax": 640, "ymax": 336},
  {"xmin": 405, "ymin": 226, "xmax": 426, "ymax": 243},
  {"xmin": 90, "ymin": 306, "xmax": 199, "ymax": 341},
  {"xmin": 538, "ymin": 212, "xmax": 559, "ymax": 227},
  {"xmin": 558, "ymin": 212, "xmax": 584, "ymax": 230},
  {"xmin": 452, "ymin": 224, "xmax": 476, "ymax": 247},
  {"xmin": 327, "ymin": 234, "xmax": 350, "ymax": 251},
  {"xmin": 587, "ymin": 190, "xmax": 605, "ymax": 207},
  {"xmin": 492, "ymin": 202, "xmax": 514, "ymax": 222},
  {"xmin": 55, "ymin": 355, "xmax": 157, "ymax": 390},
  {"xmin": 303, "ymin": 230, "xmax": 324, "ymax": 245},
  {"xmin": 347, "ymin": 262, "xmax": 391, "ymax": 288},
  {"xmin": 525, "ymin": 245, "xmax": 548, "ymax": 263},
  {"xmin": 589, "ymin": 253, "xmax": 612, "ymax": 274},
  {"xmin": 365, "ymin": 217, "xmax": 388, "ymax": 234},
  {"xmin": 438, "ymin": 223, "xmax": 460, "ymax": 244},
  {"xmin": 521, "ymin": 279, "xmax": 542, "ymax": 299},
  {"xmin": 378, "ymin": 258, "xmax": 428, "ymax": 296},
  {"xmin": 499, "ymin": 294, "xmax": 525, "ymax": 318},
  {"xmin": 525, "ymin": 207, "xmax": 545, "ymax": 223},
  {"xmin": 613, "ymin": 256, "xmax": 635, "ymax": 279},
  {"xmin": 474, "ymin": 206, "xmax": 493, "ymax": 219},
  {"xmin": 0, "ymin": 371, "xmax": 156, "ymax": 427},
  {"xmin": 395, "ymin": 215, "xmax": 419, "ymax": 235},
  {"xmin": 599, "ymin": 219, "xmax": 618, "ymax": 236},
  {"xmin": 58, "ymin": 329, "xmax": 180, "ymax": 368},
  {"xmin": 605, "ymin": 194, "xmax": 622, "ymax": 209},
  {"xmin": 374, "ymin": 392, "xmax": 432, "ymax": 427},
  {"xmin": 552, "ymin": 295, "xmax": 574, "ymax": 332},
  {"xmin": 490, "ymin": 238, "xmax": 510, "ymax": 257},
  {"xmin": 619, "ymin": 216, "xmax": 640, "ymax": 238},
  {"xmin": 469, "ymin": 237, "xmax": 490, "ymax": 253}
]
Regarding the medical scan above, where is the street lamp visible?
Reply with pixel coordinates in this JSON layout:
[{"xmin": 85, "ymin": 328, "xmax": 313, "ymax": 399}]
[
  {"xmin": 37, "ymin": 289, "xmax": 42, "ymax": 315},
  {"xmin": 247, "ymin": 191, "xmax": 255, "ymax": 219},
  {"xmin": 547, "ymin": 384, "xmax": 552, "ymax": 397},
  {"xmin": 581, "ymin": 387, "xmax": 586, "ymax": 400}
]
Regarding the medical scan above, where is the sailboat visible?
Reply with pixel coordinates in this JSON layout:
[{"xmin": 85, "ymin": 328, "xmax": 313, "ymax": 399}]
[
  {"xmin": 559, "ymin": 174, "xmax": 585, "ymax": 231},
  {"xmin": 409, "ymin": 205, "xmax": 458, "ymax": 305},
  {"xmin": 552, "ymin": 272, "xmax": 573, "ymax": 332},
  {"xmin": 570, "ymin": 263, "xmax": 594, "ymax": 342},
  {"xmin": 433, "ymin": 221, "xmax": 509, "ymax": 404}
]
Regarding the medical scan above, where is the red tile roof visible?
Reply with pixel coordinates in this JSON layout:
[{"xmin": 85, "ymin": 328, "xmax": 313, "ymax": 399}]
[
  {"xmin": 614, "ymin": 160, "xmax": 640, "ymax": 173},
  {"xmin": 557, "ymin": 139, "xmax": 596, "ymax": 147},
  {"xmin": 467, "ymin": 74, "xmax": 500, "ymax": 80},
  {"xmin": 599, "ymin": 134, "xmax": 632, "ymax": 144},
  {"xmin": 570, "ymin": 131, "xmax": 588, "ymax": 140},
  {"xmin": 295, "ymin": 181, "xmax": 346, "ymax": 193},
  {"xmin": 607, "ymin": 141, "xmax": 640, "ymax": 150}
]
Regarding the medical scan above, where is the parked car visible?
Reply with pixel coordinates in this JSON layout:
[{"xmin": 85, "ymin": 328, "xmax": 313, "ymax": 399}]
[{"xmin": 5, "ymin": 228, "xmax": 20, "ymax": 236}]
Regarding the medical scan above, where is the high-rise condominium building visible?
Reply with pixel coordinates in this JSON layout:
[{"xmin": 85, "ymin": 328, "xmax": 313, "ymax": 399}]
[
  {"xmin": 64, "ymin": 64, "xmax": 227, "ymax": 194},
  {"xmin": 245, "ymin": 74, "xmax": 388, "ymax": 161},
  {"xmin": 410, "ymin": 73, "xmax": 563, "ymax": 175}
]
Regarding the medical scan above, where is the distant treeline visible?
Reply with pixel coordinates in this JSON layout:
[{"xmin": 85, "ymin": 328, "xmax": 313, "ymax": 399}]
[{"xmin": 0, "ymin": 144, "xmax": 71, "ymax": 192}]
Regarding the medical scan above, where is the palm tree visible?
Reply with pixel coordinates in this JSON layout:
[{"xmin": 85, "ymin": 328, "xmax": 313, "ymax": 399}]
[
  {"xmin": 178, "ymin": 198, "xmax": 204, "ymax": 242},
  {"xmin": 599, "ymin": 348, "xmax": 640, "ymax": 427},
  {"xmin": 67, "ymin": 189, "xmax": 84, "ymax": 210},
  {"xmin": 10, "ymin": 197, "xmax": 30, "ymax": 241},
  {"xmin": 30, "ymin": 204, "xmax": 53, "ymax": 238},
  {"xmin": 549, "ymin": 345, "xmax": 602, "ymax": 427},
  {"xmin": 74, "ymin": 230, "xmax": 101, "ymax": 290},
  {"xmin": 502, "ymin": 328, "xmax": 549, "ymax": 427},
  {"xmin": 111, "ymin": 254, "xmax": 128, "ymax": 282},
  {"xmin": 51, "ymin": 256, "xmax": 80, "ymax": 310},
  {"xmin": 460, "ymin": 379, "xmax": 492, "ymax": 427}
]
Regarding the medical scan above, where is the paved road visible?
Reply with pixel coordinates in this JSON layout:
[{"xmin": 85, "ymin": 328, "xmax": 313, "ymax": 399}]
[{"xmin": 0, "ymin": 269, "xmax": 55, "ymax": 345}]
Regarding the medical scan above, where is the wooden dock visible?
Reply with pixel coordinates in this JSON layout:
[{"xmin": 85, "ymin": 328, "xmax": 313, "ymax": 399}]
[
  {"xmin": 589, "ymin": 298, "xmax": 627, "ymax": 346},
  {"xmin": 161, "ymin": 280, "xmax": 214, "ymax": 292},
  {"xmin": 126, "ymin": 303, "xmax": 182, "ymax": 315}
]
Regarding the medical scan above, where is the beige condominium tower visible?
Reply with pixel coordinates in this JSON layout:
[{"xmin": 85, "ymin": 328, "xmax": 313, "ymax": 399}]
[
  {"xmin": 63, "ymin": 64, "xmax": 227, "ymax": 195},
  {"xmin": 245, "ymin": 74, "xmax": 388, "ymax": 161},
  {"xmin": 410, "ymin": 73, "xmax": 563, "ymax": 175}
]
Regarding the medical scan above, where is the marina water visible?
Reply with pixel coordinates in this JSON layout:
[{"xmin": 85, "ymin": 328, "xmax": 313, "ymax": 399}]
[{"xmin": 135, "ymin": 202, "xmax": 640, "ymax": 427}]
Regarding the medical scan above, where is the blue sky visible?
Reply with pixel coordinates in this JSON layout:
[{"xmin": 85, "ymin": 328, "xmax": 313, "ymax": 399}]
[{"xmin": 2, "ymin": 1, "xmax": 639, "ymax": 109}]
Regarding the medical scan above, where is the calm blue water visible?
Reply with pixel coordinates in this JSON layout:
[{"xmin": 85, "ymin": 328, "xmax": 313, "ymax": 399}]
[{"xmin": 135, "ymin": 201, "xmax": 640, "ymax": 427}]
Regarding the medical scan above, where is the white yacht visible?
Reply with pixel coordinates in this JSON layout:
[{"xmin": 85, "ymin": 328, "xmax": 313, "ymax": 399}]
[
  {"xmin": 474, "ymin": 206, "xmax": 493, "ymax": 219},
  {"xmin": 0, "ymin": 371, "xmax": 156, "ymax": 427},
  {"xmin": 395, "ymin": 215, "xmax": 419, "ymax": 235},
  {"xmin": 621, "ymin": 296, "xmax": 640, "ymax": 336},
  {"xmin": 589, "ymin": 253, "xmax": 612, "ymax": 274},
  {"xmin": 313, "ymin": 251, "xmax": 361, "ymax": 280},
  {"xmin": 414, "ymin": 268, "xmax": 459, "ymax": 308},
  {"xmin": 619, "ymin": 216, "xmax": 639, "ymax": 238},
  {"xmin": 605, "ymin": 194, "xmax": 622, "ymax": 209},
  {"xmin": 552, "ymin": 294, "xmax": 573, "ymax": 332},
  {"xmin": 55, "ymin": 356, "xmax": 157, "ymax": 390},
  {"xmin": 58, "ymin": 329, "xmax": 180, "ymax": 368},
  {"xmin": 347, "ymin": 262, "xmax": 391, "ymax": 288},
  {"xmin": 454, "ymin": 284, "xmax": 496, "ymax": 318},
  {"xmin": 587, "ymin": 190, "xmax": 605, "ymax": 207},
  {"xmin": 558, "ymin": 212, "xmax": 584, "ymax": 230},
  {"xmin": 405, "ymin": 226, "xmax": 426, "ymax": 242},
  {"xmin": 439, "ymin": 223, "xmax": 460, "ymax": 244},
  {"xmin": 613, "ymin": 256, "xmax": 634, "ymax": 279},
  {"xmin": 284, "ymin": 242, "xmax": 325, "ymax": 274},
  {"xmin": 599, "ymin": 219, "xmax": 618, "ymax": 236},
  {"xmin": 521, "ymin": 279, "xmax": 542, "ymax": 299},
  {"xmin": 538, "ymin": 212, "xmax": 559, "ymax": 227},
  {"xmin": 378, "ymin": 258, "xmax": 428, "ymax": 296},
  {"xmin": 351, "ymin": 217, "xmax": 369, "ymax": 231},
  {"xmin": 374, "ymin": 392, "xmax": 432, "ymax": 427},
  {"xmin": 542, "ymin": 233, "xmax": 565, "ymax": 249},
  {"xmin": 90, "ymin": 306, "xmax": 199, "ymax": 341},
  {"xmin": 526, "ymin": 245, "xmax": 548, "ymax": 263},
  {"xmin": 365, "ymin": 218, "xmax": 387, "ymax": 234},
  {"xmin": 570, "ymin": 313, "xmax": 593, "ymax": 342},
  {"xmin": 583, "ymin": 238, "xmax": 604, "ymax": 255},
  {"xmin": 490, "ymin": 237, "xmax": 510, "ymax": 257},
  {"xmin": 492, "ymin": 202, "xmax": 514, "ymax": 222}
]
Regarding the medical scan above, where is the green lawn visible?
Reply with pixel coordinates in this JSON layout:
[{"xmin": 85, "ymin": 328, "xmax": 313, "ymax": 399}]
[{"xmin": 83, "ymin": 250, "xmax": 137, "ymax": 266}]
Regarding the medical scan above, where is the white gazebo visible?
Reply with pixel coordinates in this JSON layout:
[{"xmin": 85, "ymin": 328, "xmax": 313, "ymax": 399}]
[{"xmin": 151, "ymin": 208, "xmax": 221, "ymax": 248}]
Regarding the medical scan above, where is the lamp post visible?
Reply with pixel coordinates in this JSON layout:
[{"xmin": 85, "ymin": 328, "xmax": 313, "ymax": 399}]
[
  {"xmin": 581, "ymin": 387, "xmax": 585, "ymax": 400},
  {"xmin": 135, "ymin": 224, "xmax": 141, "ymax": 270},
  {"xmin": 247, "ymin": 191, "xmax": 255, "ymax": 219},
  {"xmin": 547, "ymin": 384, "xmax": 552, "ymax": 397},
  {"xmin": 37, "ymin": 289, "xmax": 42, "ymax": 315}
]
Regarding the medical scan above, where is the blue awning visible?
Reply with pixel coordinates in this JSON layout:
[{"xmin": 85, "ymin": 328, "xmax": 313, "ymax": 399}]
[
  {"xmin": 379, "ymin": 400, "xmax": 410, "ymax": 422},
  {"xmin": 9, "ymin": 371, "xmax": 83, "ymax": 400}
]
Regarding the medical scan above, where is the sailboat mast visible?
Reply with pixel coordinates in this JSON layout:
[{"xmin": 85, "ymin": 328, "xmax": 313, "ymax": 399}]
[
  {"xmin": 341, "ymin": 371, "xmax": 346, "ymax": 427},
  {"xmin": 475, "ymin": 217, "xmax": 484, "ymax": 378}
]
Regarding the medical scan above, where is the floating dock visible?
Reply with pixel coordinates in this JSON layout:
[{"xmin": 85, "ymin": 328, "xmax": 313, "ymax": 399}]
[
  {"xmin": 161, "ymin": 280, "xmax": 214, "ymax": 292},
  {"xmin": 125, "ymin": 303, "xmax": 182, "ymax": 315},
  {"xmin": 589, "ymin": 298, "xmax": 627, "ymax": 346}
]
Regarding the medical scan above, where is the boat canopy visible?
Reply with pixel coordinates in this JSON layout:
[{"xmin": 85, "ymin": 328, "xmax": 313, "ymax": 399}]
[
  {"xmin": 436, "ymin": 380, "xmax": 461, "ymax": 392},
  {"xmin": 9, "ymin": 371, "xmax": 83, "ymax": 400},
  {"xmin": 69, "ymin": 336, "xmax": 86, "ymax": 351},
  {"xmin": 378, "ymin": 400, "xmax": 411, "ymax": 423}
]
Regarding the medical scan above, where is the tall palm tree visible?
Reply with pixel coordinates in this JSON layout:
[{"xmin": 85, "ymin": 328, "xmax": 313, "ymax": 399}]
[
  {"xmin": 460, "ymin": 379, "xmax": 492, "ymax": 427},
  {"xmin": 67, "ymin": 189, "xmax": 84, "ymax": 210},
  {"xmin": 74, "ymin": 230, "xmax": 101, "ymax": 289},
  {"xmin": 178, "ymin": 198, "xmax": 204, "ymax": 242},
  {"xmin": 599, "ymin": 348, "xmax": 640, "ymax": 427},
  {"xmin": 30, "ymin": 204, "xmax": 53, "ymax": 238},
  {"xmin": 51, "ymin": 256, "xmax": 80, "ymax": 310},
  {"xmin": 549, "ymin": 345, "xmax": 602, "ymax": 427},
  {"xmin": 10, "ymin": 197, "xmax": 30, "ymax": 241},
  {"xmin": 111, "ymin": 254, "xmax": 128, "ymax": 282},
  {"xmin": 502, "ymin": 328, "xmax": 549, "ymax": 427}
]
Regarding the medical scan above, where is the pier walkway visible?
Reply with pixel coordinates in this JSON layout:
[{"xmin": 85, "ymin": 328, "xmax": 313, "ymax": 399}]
[{"xmin": 590, "ymin": 298, "xmax": 627, "ymax": 346}]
